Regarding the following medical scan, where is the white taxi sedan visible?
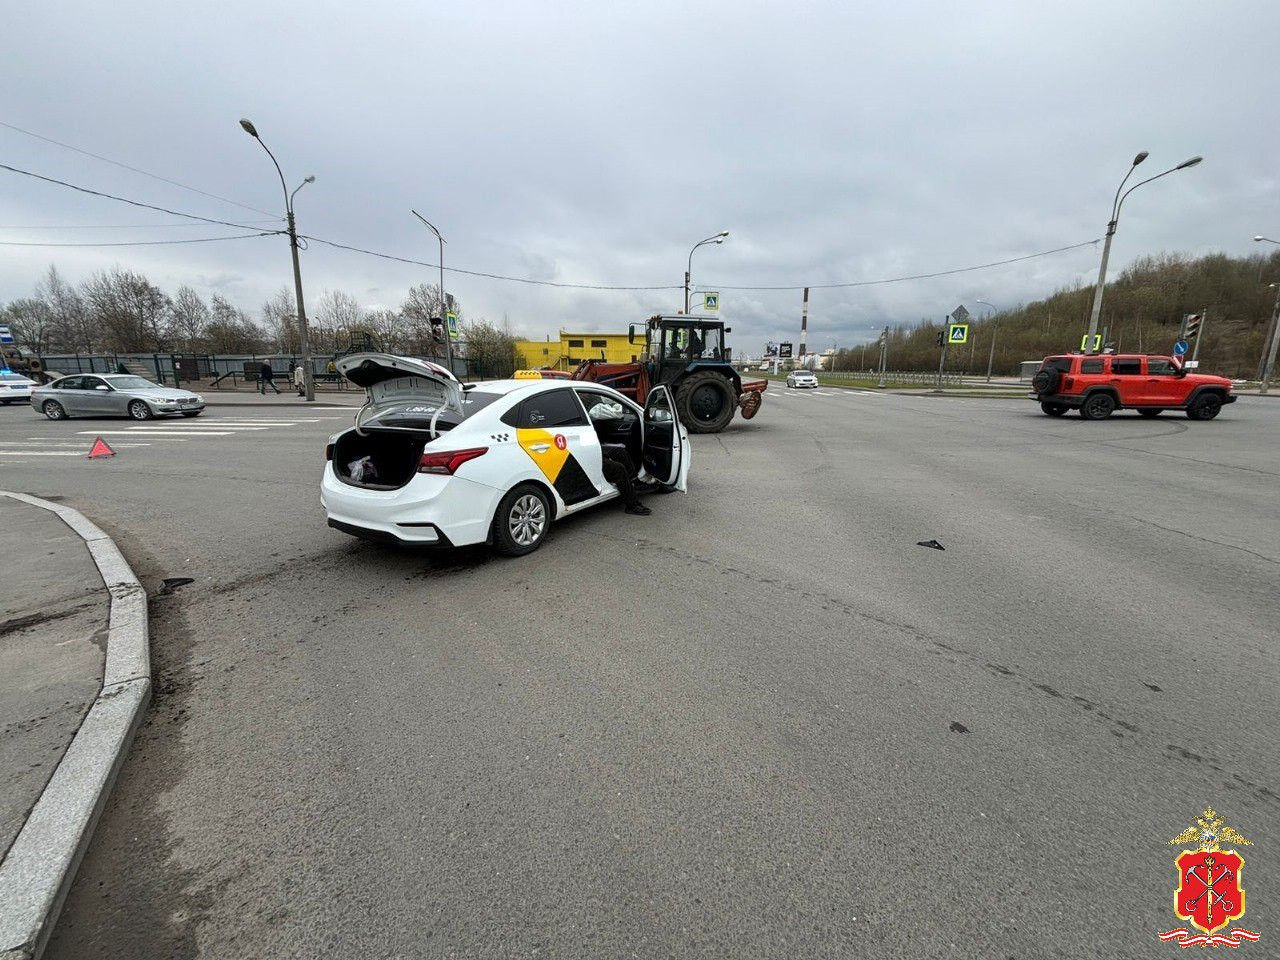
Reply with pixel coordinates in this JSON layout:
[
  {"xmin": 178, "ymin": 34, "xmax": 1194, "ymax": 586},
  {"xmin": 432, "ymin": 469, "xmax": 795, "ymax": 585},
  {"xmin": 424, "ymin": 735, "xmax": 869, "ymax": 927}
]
[
  {"xmin": 321, "ymin": 355, "xmax": 691, "ymax": 556},
  {"xmin": 0, "ymin": 369, "xmax": 37, "ymax": 404}
]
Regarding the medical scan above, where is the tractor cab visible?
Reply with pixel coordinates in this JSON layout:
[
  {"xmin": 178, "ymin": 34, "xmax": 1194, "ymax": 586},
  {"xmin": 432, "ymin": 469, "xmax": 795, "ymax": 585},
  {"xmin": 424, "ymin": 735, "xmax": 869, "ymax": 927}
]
[{"xmin": 632, "ymin": 316, "xmax": 730, "ymax": 379}]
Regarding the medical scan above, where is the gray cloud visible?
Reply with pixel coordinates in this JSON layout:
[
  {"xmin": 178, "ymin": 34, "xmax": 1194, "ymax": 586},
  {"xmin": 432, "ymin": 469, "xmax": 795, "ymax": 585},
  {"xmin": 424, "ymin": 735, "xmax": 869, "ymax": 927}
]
[{"xmin": 3, "ymin": 0, "xmax": 1277, "ymax": 358}]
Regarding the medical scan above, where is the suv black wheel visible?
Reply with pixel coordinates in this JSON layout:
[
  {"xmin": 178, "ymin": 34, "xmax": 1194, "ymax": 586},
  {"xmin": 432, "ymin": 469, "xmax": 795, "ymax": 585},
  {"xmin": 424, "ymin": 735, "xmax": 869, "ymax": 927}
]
[
  {"xmin": 675, "ymin": 371, "xmax": 735, "ymax": 433},
  {"xmin": 1186, "ymin": 392, "xmax": 1223, "ymax": 421},
  {"xmin": 1040, "ymin": 402, "xmax": 1069, "ymax": 417},
  {"xmin": 1031, "ymin": 368, "xmax": 1061, "ymax": 395},
  {"xmin": 1137, "ymin": 408, "xmax": 1163, "ymax": 418},
  {"xmin": 1079, "ymin": 392, "xmax": 1116, "ymax": 420},
  {"xmin": 491, "ymin": 483, "xmax": 551, "ymax": 556}
]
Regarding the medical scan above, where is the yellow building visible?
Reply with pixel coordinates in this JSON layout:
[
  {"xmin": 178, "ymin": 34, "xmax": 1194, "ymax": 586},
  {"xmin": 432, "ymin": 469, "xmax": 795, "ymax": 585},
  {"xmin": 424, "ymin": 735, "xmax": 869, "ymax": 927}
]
[{"xmin": 513, "ymin": 331, "xmax": 638, "ymax": 370}]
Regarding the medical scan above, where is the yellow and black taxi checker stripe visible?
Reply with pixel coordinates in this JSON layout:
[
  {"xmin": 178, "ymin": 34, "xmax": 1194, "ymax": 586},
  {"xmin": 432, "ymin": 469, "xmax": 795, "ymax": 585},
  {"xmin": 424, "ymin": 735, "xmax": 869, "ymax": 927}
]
[{"xmin": 516, "ymin": 429, "xmax": 599, "ymax": 506}]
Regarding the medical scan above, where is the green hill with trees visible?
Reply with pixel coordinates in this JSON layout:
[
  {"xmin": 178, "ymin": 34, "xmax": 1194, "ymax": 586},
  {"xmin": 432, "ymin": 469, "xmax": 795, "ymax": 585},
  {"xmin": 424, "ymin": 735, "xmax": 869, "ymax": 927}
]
[{"xmin": 837, "ymin": 249, "xmax": 1280, "ymax": 380}]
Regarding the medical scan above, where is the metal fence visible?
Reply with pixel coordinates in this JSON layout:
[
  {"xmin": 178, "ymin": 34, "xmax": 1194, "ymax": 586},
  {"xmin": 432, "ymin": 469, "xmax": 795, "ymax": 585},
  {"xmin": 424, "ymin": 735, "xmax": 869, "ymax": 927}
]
[
  {"xmin": 817, "ymin": 370, "xmax": 967, "ymax": 386},
  {"xmin": 33, "ymin": 350, "xmax": 502, "ymax": 386}
]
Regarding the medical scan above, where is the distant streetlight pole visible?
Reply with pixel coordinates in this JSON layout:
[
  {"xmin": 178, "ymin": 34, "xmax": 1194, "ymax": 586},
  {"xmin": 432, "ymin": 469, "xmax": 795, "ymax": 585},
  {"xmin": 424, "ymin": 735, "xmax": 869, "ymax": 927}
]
[
  {"xmin": 974, "ymin": 299, "xmax": 1000, "ymax": 382},
  {"xmin": 411, "ymin": 211, "xmax": 454, "ymax": 372},
  {"xmin": 1084, "ymin": 152, "xmax": 1203, "ymax": 354},
  {"xmin": 685, "ymin": 231, "xmax": 729, "ymax": 314},
  {"xmin": 1255, "ymin": 237, "xmax": 1280, "ymax": 392},
  {"xmin": 239, "ymin": 119, "xmax": 316, "ymax": 400}
]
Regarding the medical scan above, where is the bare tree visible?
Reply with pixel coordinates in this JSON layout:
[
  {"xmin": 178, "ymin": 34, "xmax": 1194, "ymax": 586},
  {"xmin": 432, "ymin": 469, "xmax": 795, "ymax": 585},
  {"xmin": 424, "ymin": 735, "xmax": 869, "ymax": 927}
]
[
  {"xmin": 399, "ymin": 283, "xmax": 454, "ymax": 350},
  {"xmin": 81, "ymin": 268, "xmax": 171, "ymax": 352},
  {"xmin": 363, "ymin": 308, "xmax": 408, "ymax": 352},
  {"xmin": 35, "ymin": 265, "xmax": 90, "ymax": 352},
  {"xmin": 460, "ymin": 317, "xmax": 518, "ymax": 378},
  {"xmin": 260, "ymin": 286, "xmax": 299, "ymax": 352},
  {"xmin": 206, "ymin": 294, "xmax": 264, "ymax": 353},
  {"xmin": 3, "ymin": 298, "xmax": 56, "ymax": 353},
  {"xmin": 313, "ymin": 289, "xmax": 364, "ymax": 353},
  {"xmin": 169, "ymin": 286, "xmax": 210, "ymax": 351}
]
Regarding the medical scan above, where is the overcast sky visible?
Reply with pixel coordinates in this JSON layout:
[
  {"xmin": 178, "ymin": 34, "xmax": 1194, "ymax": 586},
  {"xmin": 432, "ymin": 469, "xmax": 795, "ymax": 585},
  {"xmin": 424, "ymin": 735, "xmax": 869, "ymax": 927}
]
[{"xmin": 3, "ymin": 0, "xmax": 1278, "ymax": 354}]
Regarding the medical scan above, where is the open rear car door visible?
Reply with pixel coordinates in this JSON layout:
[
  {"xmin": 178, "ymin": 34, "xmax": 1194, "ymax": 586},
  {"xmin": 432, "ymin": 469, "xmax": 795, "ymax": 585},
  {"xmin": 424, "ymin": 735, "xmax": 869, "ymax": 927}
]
[{"xmin": 641, "ymin": 384, "xmax": 690, "ymax": 492}]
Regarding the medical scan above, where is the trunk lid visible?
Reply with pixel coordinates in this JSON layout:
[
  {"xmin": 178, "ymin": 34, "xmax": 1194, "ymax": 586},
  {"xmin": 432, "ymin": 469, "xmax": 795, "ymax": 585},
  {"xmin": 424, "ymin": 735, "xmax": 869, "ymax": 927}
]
[{"xmin": 337, "ymin": 353, "xmax": 464, "ymax": 433}]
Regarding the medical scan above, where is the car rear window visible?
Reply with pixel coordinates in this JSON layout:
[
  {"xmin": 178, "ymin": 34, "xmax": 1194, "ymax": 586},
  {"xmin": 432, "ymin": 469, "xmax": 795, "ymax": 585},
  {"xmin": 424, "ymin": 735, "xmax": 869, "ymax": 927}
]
[
  {"xmin": 1043, "ymin": 357, "xmax": 1073, "ymax": 373},
  {"xmin": 365, "ymin": 389, "xmax": 503, "ymax": 430}
]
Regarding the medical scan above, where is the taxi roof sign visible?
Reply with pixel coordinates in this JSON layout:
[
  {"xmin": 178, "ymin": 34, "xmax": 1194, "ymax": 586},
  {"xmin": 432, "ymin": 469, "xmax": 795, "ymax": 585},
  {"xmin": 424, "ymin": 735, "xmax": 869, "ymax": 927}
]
[{"xmin": 513, "ymin": 369, "xmax": 544, "ymax": 379}]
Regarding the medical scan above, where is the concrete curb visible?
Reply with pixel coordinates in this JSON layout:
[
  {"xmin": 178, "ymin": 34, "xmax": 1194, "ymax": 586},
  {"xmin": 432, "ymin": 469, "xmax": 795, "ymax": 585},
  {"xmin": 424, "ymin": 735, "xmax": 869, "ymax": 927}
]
[{"xmin": 0, "ymin": 492, "xmax": 150, "ymax": 960}]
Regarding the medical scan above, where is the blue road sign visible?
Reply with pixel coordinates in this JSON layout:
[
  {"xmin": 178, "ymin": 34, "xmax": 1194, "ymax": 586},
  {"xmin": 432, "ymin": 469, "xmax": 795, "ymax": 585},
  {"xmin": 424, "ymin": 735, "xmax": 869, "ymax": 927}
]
[
  {"xmin": 0, "ymin": 323, "xmax": 14, "ymax": 344},
  {"xmin": 1173, "ymin": 339, "xmax": 1189, "ymax": 356}
]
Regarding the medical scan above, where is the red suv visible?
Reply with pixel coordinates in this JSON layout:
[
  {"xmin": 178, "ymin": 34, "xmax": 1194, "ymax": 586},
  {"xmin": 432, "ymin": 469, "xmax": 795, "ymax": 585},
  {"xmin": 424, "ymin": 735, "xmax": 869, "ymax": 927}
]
[{"xmin": 1030, "ymin": 354, "xmax": 1236, "ymax": 420}]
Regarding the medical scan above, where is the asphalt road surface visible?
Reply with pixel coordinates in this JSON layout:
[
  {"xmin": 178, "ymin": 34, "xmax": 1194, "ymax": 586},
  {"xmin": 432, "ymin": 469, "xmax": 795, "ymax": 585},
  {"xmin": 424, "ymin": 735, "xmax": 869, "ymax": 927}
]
[{"xmin": 3, "ymin": 391, "xmax": 1276, "ymax": 959}]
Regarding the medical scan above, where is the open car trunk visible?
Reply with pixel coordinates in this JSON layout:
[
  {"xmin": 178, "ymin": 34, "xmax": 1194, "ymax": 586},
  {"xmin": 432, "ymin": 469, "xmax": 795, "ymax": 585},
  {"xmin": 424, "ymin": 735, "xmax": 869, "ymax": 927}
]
[{"xmin": 332, "ymin": 429, "xmax": 429, "ymax": 490}]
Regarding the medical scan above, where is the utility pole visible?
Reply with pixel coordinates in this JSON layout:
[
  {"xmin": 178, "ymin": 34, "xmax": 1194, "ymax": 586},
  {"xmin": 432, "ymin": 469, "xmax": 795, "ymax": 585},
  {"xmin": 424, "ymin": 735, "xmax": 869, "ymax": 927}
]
[
  {"xmin": 411, "ymin": 211, "xmax": 454, "ymax": 373},
  {"xmin": 799, "ymin": 287, "xmax": 809, "ymax": 360},
  {"xmin": 239, "ymin": 119, "xmax": 316, "ymax": 401},
  {"xmin": 1260, "ymin": 283, "xmax": 1280, "ymax": 383},
  {"xmin": 1262, "ymin": 288, "xmax": 1280, "ymax": 394}
]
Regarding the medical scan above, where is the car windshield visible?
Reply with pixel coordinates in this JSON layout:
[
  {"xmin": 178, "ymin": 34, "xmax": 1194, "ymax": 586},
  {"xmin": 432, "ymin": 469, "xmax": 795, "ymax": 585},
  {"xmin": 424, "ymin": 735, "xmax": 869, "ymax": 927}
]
[
  {"xmin": 106, "ymin": 377, "xmax": 160, "ymax": 390},
  {"xmin": 364, "ymin": 389, "xmax": 503, "ymax": 430}
]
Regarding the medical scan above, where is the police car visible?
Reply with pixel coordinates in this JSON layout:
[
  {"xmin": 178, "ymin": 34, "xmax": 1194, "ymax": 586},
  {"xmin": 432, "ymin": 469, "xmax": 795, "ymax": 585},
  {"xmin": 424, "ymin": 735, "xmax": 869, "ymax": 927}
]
[
  {"xmin": 0, "ymin": 368, "xmax": 37, "ymax": 404},
  {"xmin": 321, "ymin": 355, "xmax": 691, "ymax": 555}
]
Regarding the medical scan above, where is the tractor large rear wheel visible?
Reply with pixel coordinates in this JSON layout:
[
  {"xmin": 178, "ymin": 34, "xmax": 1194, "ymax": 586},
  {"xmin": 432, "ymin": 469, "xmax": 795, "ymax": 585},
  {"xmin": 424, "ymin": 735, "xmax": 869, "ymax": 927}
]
[{"xmin": 675, "ymin": 371, "xmax": 736, "ymax": 433}]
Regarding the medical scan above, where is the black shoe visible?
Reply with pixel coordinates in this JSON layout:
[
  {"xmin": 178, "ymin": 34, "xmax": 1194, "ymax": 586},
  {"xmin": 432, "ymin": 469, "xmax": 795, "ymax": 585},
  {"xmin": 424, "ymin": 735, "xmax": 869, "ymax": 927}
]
[{"xmin": 624, "ymin": 504, "xmax": 651, "ymax": 516}]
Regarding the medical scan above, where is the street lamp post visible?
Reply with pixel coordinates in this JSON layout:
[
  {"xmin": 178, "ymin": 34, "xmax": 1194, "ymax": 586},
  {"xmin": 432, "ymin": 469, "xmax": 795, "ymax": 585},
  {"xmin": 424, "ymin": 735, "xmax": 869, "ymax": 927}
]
[
  {"xmin": 974, "ymin": 299, "xmax": 1000, "ymax": 382},
  {"xmin": 1255, "ymin": 238, "xmax": 1280, "ymax": 392},
  {"xmin": 1085, "ymin": 152, "xmax": 1203, "ymax": 354},
  {"xmin": 685, "ymin": 231, "xmax": 729, "ymax": 313},
  {"xmin": 411, "ymin": 211, "xmax": 454, "ymax": 373},
  {"xmin": 239, "ymin": 119, "xmax": 316, "ymax": 401}
]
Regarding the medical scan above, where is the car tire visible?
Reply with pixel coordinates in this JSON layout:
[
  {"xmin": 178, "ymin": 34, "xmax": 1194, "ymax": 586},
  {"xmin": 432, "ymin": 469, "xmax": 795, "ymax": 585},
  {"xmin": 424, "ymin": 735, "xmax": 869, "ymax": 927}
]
[
  {"xmin": 42, "ymin": 400, "xmax": 67, "ymax": 420},
  {"xmin": 1186, "ymin": 393, "xmax": 1223, "ymax": 421},
  {"xmin": 1079, "ymin": 392, "xmax": 1116, "ymax": 420},
  {"xmin": 128, "ymin": 400, "xmax": 153, "ymax": 421},
  {"xmin": 1040, "ymin": 402, "xmax": 1069, "ymax": 417},
  {"xmin": 1031, "ymin": 368, "xmax": 1060, "ymax": 396},
  {"xmin": 491, "ymin": 483, "xmax": 551, "ymax": 557},
  {"xmin": 181, "ymin": 411, "xmax": 202, "ymax": 418},
  {"xmin": 1137, "ymin": 408, "xmax": 1163, "ymax": 418}
]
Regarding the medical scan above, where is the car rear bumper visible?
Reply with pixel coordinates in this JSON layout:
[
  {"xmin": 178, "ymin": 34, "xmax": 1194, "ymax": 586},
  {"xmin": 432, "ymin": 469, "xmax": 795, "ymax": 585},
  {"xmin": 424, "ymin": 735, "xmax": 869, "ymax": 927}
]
[{"xmin": 320, "ymin": 464, "xmax": 502, "ymax": 547}]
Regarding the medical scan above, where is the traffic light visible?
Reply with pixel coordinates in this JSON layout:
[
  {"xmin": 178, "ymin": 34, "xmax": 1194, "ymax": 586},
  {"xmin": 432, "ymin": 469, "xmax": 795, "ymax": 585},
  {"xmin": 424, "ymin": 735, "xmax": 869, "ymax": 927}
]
[
  {"xmin": 1184, "ymin": 314, "xmax": 1202, "ymax": 340},
  {"xmin": 936, "ymin": 331, "xmax": 945, "ymax": 347}
]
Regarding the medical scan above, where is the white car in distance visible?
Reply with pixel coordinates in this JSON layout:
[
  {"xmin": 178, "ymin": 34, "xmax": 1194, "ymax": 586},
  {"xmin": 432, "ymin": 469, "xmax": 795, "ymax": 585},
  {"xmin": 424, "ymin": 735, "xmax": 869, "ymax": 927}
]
[
  {"xmin": 786, "ymin": 370, "xmax": 818, "ymax": 388},
  {"xmin": 321, "ymin": 355, "xmax": 691, "ymax": 556},
  {"xmin": 0, "ymin": 369, "xmax": 37, "ymax": 404}
]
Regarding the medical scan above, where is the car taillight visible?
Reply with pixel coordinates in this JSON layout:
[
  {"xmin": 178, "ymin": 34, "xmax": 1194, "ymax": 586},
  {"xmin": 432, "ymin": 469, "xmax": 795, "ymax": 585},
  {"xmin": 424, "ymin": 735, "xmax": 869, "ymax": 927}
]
[
  {"xmin": 418, "ymin": 447, "xmax": 488, "ymax": 475},
  {"xmin": 1062, "ymin": 376, "xmax": 1073, "ymax": 390}
]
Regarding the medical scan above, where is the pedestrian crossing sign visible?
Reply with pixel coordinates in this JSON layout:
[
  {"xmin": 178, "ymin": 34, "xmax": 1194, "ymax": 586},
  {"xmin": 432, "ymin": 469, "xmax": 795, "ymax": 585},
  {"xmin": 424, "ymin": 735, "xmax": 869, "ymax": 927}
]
[
  {"xmin": 948, "ymin": 323, "xmax": 968, "ymax": 344},
  {"xmin": 447, "ymin": 312, "xmax": 459, "ymax": 340},
  {"xmin": 703, "ymin": 292, "xmax": 719, "ymax": 311}
]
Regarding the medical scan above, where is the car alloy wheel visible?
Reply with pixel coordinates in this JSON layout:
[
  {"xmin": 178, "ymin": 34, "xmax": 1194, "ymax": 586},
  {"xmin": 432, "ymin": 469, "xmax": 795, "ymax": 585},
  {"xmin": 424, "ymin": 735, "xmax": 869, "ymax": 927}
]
[
  {"xmin": 128, "ymin": 400, "xmax": 153, "ymax": 420},
  {"xmin": 43, "ymin": 400, "xmax": 67, "ymax": 420},
  {"xmin": 509, "ymin": 494, "xmax": 546, "ymax": 547},
  {"xmin": 1080, "ymin": 393, "xmax": 1116, "ymax": 420}
]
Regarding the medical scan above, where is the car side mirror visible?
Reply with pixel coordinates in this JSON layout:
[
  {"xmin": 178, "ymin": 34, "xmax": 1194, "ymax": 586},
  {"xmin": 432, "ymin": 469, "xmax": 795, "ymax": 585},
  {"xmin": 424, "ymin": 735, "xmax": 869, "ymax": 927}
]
[
  {"xmin": 95, "ymin": 384, "xmax": 110, "ymax": 391},
  {"xmin": 724, "ymin": 327, "xmax": 732, "ymax": 334},
  {"xmin": 628, "ymin": 324, "xmax": 635, "ymax": 345}
]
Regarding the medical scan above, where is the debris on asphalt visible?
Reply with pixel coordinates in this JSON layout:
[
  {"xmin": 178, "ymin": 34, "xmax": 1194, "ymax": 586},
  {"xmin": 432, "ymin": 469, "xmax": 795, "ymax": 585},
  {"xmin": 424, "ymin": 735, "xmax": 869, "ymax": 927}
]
[
  {"xmin": 158, "ymin": 577, "xmax": 196, "ymax": 595},
  {"xmin": 916, "ymin": 539, "xmax": 946, "ymax": 551},
  {"xmin": 949, "ymin": 721, "xmax": 969, "ymax": 733}
]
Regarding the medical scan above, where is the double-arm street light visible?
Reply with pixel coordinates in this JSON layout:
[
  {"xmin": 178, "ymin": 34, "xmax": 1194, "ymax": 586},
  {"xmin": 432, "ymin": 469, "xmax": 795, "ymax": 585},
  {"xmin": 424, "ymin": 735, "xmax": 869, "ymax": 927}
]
[
  {"xmin": 1084, "ymin": 152, "xmax": 1203, "ymax": 354},
  {"xmin": 239, "ymin": 119, "xmax": 316, "ymax": 401},
  {"xmin": 411, "ymin": 211, "xmax": 455, "ymax": 373},
  {"xmin": 974, "ymin": 298, "xmax": 1000, "ymax": 382},
  {"xmin": 1255, "ymin": 236, "xmax": 1280, "ymax": 393},
  {"xmin": 685, "ymin": 231, "xmax": 729, "ymax": 314}
]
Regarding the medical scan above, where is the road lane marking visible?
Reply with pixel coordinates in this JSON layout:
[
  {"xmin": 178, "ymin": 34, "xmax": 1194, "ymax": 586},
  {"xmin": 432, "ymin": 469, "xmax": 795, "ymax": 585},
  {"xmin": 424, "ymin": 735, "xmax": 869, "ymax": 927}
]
[
  {"xmin": 123, "ymin": 425, "xmax": 269, "ymax": 431},
  {"xmin": 75, "ymin": 430, "xmax": 224, "ymax": 436}
]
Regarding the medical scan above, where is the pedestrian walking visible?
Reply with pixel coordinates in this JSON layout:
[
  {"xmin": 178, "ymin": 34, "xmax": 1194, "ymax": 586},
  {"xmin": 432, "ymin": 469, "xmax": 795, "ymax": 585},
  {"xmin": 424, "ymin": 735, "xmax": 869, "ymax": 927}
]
[
  {"xmin": 259, "ymin": 358, "xmax": 281, "ymax": 395},
  {"xmin": 293, "ymin": 362, "xmax": 306, "ymax": 396}
]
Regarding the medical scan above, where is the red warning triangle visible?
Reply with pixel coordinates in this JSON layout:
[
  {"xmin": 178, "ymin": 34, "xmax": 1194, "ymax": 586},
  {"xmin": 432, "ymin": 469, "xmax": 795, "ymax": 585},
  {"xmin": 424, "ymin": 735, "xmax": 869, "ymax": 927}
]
[{"xmin": 87, "ymin": 437, "xmax": 116, "ymax": 459}]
